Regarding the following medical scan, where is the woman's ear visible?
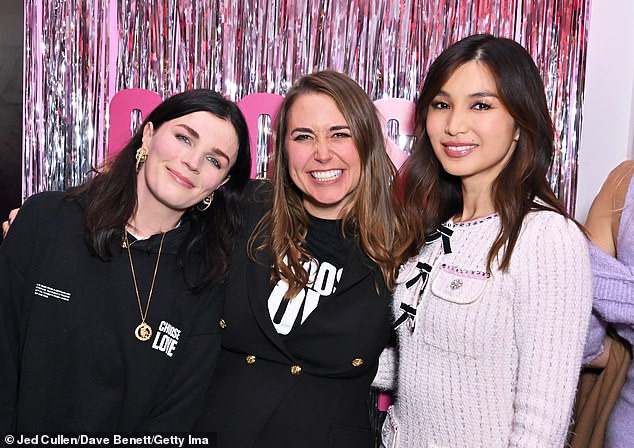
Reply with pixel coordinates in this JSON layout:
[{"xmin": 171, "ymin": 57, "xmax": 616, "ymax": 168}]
[
  {"xmin": 141, "ymin": 122, "xmax": 154, "ymax": 148},
  {"xmin": 218, "ymin": 175, "xmax": 231, "ymax": 189},
  {"xmin": 513, "ymin": 127, "xmax": 520, "ymax": 143}
]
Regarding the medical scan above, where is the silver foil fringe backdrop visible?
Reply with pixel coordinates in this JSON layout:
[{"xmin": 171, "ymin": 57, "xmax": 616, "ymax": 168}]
[{"xmin": 23, "ymin": 0, "xmax": 590, "ymax": 213}]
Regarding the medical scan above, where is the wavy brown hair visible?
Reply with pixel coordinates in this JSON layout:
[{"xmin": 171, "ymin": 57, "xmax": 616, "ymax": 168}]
[
  {"xmin": 251, "ymin": 70, "xmax": 402, "ymax": 297},
  {"xmin": 396, "ymin": 34, "xmax": 580, "ymax": 271}
]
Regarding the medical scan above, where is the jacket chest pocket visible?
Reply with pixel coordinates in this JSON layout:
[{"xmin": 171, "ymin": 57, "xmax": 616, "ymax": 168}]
[{"xmin": 419, "ymin": 264, "xmax": 489, "ymax": 358}]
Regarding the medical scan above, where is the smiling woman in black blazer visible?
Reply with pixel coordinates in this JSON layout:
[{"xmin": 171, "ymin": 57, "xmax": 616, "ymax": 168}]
[{"xmin": 194, "ymin": 71, "xmax": 403, "ymax": 447}]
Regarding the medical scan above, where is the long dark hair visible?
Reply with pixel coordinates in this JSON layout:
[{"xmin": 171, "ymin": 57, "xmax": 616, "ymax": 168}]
[
  {"xmin": 251, "ymin": 70, "xmax": 402, "ymax": 297},
  {"xmin": 70, "ymin": 89, "xmax": 251, "ymax": 290},
  {"xmin": 397, "ymin": 34, "xmax": 576, "ymax": 271}
]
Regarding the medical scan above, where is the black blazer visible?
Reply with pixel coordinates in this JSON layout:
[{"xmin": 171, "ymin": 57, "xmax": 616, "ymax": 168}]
[{"xmin": 194, "ymin": 181, "xmax": 392, "ymax": 447}]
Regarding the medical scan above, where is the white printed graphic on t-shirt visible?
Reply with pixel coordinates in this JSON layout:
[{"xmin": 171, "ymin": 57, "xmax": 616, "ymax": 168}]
[
  {"xmin": 151, "ymin": 320, "xmax": 182, "ymax": 357},
  {"xmin": 268, "ymin": 258, "xmax": 343, "ymax": 335}
]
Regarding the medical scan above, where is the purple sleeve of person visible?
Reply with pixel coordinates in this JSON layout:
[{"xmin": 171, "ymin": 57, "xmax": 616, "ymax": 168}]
[
  {"xmin": 582, "ymin": 309, "xmax": 608, "ymax": 366},
  {"xmin": 588, "ymin": 242, "xmax": 634, "ymax": 346}
]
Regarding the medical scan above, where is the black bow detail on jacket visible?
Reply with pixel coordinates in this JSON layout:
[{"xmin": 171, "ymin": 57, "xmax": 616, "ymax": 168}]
[
  {"xmin": 405, "ymin": 262, "xmax": 432, "ymax": 289},
  {"xmin": 426, "ymin": 224, "xmax": 453, "ymax": 254},
  {"xmin": 394, "ymin": 302, "xmax": 417, "ymax": 329}
]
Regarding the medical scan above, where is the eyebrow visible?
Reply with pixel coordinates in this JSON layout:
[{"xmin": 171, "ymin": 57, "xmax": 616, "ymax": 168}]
[
  {"xmin": 209, "ymin": 147, "xmax": 231, "ymax": 164},
  {"xmin": 290, "ymin": 125, "xmax": 351, "ymax": 133},
  {"xmin": 175, "ymin": 124, "xmax": 231, "ymax": 163},
  {"xmin": 175, "ymin": 123, "xmax": 200, "ymax": 140},
  {"xmin": 436, "ymin": 89, "xmax": 499, "ymax": 99}
]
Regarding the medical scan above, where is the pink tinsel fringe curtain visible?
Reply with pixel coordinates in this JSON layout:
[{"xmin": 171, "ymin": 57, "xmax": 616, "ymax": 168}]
[{"xmin": 23, "ymin": 0, "xmax": 590, "ymax": 212}]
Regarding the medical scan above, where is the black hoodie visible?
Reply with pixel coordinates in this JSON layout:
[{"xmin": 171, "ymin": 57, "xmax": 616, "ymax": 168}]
[{"xmin": 0, "ymin": 191, "xmax": 223, "ymax": 433}]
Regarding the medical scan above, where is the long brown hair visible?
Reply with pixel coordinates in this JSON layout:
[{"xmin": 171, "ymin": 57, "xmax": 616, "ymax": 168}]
[
  {"xmin": 397, "ymin": 34, "xmax": 577, "ymax": 271},
  {"xmin": 251, "ymin": 70, "xmax": 402, "ymax": 297}
]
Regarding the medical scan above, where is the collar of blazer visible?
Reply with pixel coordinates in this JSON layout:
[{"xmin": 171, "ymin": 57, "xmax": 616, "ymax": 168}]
[{"xmin": 247, "ymin": 240, "xmax": 378, "ymax": 359}]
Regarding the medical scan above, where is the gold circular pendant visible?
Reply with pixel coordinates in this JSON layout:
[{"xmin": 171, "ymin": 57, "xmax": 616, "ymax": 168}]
[{"xmin": 135, "ymin": 322, "xmax": 152, "ymax": 341}]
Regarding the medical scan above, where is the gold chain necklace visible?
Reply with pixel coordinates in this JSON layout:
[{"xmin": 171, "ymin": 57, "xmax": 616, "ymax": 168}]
[{"xmin": 123, "ymin": 231, "xmax": 166, "ymax": 341}]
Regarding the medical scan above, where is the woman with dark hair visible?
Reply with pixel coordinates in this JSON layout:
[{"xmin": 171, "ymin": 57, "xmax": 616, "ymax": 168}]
[
  {"xmin": 194, "ymin": 70, "xmax": 401, "ymax": 447},
  {"xmin": 0, "ymin": 89, "xmax": 251, "ymax": 432},
  {"xmin": 376, "ymin": 34, "xmax": 592, "ymax": 446}
]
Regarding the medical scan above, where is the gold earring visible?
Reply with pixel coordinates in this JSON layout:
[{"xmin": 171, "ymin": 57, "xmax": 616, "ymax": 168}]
[
  {"xmin": 135, "ymin": 147, "xmax": 148, "ymax": 173},
  {"xmin": 197, "ymin": 192, "xmax": 214, "ymax": 211}
]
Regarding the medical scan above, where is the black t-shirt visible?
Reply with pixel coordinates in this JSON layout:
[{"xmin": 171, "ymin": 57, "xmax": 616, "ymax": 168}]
[
  {"xmin": 305, "ymin": 214, "xmax": 349, "ymax": 267},
  {"xmin": 267, "ymin": 214, "xmax": 351, "ymax": 336}
]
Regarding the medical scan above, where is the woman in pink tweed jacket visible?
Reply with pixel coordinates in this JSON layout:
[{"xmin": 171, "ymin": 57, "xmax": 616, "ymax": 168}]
[{"xmin": 375, "ymin": 34, "xmax": 592, "ymax": 448}]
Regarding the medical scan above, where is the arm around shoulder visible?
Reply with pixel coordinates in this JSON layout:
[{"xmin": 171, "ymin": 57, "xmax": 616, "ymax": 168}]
[
  {"xmin": 2, "ymin": 208, "xmax": 19, "ymax": 239},
  {"xmin": 371, "ymin": 345, "xmax": 398, "ymax": 391}
]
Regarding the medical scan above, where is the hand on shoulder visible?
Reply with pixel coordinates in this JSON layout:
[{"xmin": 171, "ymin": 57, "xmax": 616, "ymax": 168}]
[{"xmin": 2, "ymin": 208, "xmax": 19, "ymax": 238}]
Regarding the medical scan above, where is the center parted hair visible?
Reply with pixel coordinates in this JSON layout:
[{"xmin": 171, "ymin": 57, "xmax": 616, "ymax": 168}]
[
  {"xmin": 397, "ymin": 34, "xmax": 574, "ymax": 270},
  {"xmin": 254, "ymin": 70, "xmax": 402, "ymax": 297},
  {"xmin": 70, "ymin": 89, "xmax": 251, "ymax": 291}
]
